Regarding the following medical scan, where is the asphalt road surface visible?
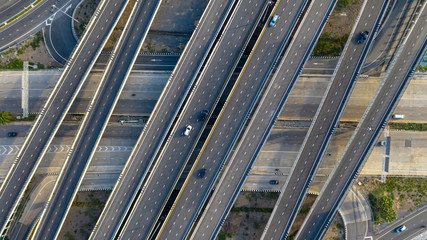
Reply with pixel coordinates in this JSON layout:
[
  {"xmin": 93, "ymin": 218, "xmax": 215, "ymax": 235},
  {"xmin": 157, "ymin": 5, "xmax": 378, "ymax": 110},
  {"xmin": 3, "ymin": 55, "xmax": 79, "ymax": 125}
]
[
  {"xmin": 44, "ymin": 0, "xmax": 80, "ymax": 64},
  {"xmin": 362, "ymin": 0, "xmax": 414, "ymax": 73},
  {"xmin": 89, "ymin": 0, "xmax": 236, "ymax": 238},
  {"xmin": 161, "ymin": 0, "xmax": 313, "ymax": 238},
  {"xmin": 120, "ymin": 0, "xmax": 268, "ymax": 239},
  {"xmin": 375, "ymin": 208, "xmax": 427, "ymax": 240},
  {"xmin": 32, "ymin": 0, "xmax": 161, "ymax": 239},
  {"xmin": 0, "ymin": 0, "xmax": 73, "ymax": 52},
  {"xmin": 0, "ymin": 0, "xmax": 35, "ymax": 24},
  {"xmin": 296, "ymin": 3, "xmax": 427, "ymax": 239},
  {"xmin": 262, "ymin": 0, "xmax": 389, "ymax": 239},
  {"xmin": 188, "ymin": 0, "xmax": 338, "ymax": 238},
  {"xmin": 0, "ymin": 0, "xmax": 130, "ymax": 235},
  {"xmin": 94, "ymin": 53, "xmax": 180, "ymax": 71}
]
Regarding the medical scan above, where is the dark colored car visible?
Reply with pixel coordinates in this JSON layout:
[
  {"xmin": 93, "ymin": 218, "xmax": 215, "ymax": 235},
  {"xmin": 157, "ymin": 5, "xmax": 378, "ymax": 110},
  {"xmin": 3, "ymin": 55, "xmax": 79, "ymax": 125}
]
[
  {"xmin": 395, "ymin": 225, "xmax": 406, "ymax": 232},
  {"xmin": 200, "ymin": 110, "xmax": 209, "ymax": 121},
  {"xmin": 357, "ymin": 31, "xmax": 369, "ymax": 44},
  {"xmin": 269, "ymin": 180, "xmax": 279, "ymax": 185},
  {"xmin": 8, "ymin": 132, "xmax": 17, "ymax": 137},
  {"xmin": 197, "ymin": 168, "xmax": 206, "ymax": 178}
]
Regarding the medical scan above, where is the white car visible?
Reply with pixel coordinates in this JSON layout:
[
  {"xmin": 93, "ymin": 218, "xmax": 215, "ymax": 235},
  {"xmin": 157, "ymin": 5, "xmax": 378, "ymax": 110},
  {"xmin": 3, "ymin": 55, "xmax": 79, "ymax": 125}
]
[{"xmin": 184, "ymin": 125, "xmax": 193, "ymax": 136}]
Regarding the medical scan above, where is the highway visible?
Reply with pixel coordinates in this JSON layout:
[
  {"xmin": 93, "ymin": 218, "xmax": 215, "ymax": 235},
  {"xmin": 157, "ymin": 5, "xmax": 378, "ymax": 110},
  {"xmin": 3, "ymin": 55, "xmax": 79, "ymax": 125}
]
[
  {"xmin": 0, "ymin": 0, "xmax": 130, "ymax": 236},
  {"xmin": 0, "ymin": 0, "xmax": 36, "ymax": 24},
  {"xmin": 188, "ymin": 0, "xmax": 339, "ymax": 238},
  {"xmin": 44, "ymin": 0, "xmax": 80, "ymax": 64},
  {"xmin": 375, "ymin": 207, "xmax": 427, "ymax": 240},
  {"xmin": 32, "ymin": 0, "xmax": 162, "ymax": 239},
  {"xmin": 89, "ymin": 0, "xmax": 237, "ymax": 238},
  {"xmin": 261, "ymin": 0, "xmax": 389, "ymax": 239},
  {"xmin": 94, "ymin": 53, "xmax": 180, "ymax": 71},
  {"xmin": 119, "ymin": 0, "xmax": 269, "ymax": 239},
  {"xmin": 157, "ymin": 0, "xmax": 314, "ymax": 238},
  {"xmin": 296, "ymin": 3, "xmax": 427, "ymax": 239},
  {"xmin": 0, "ymin": 0, "xmax": 73, "ymax": 52}
]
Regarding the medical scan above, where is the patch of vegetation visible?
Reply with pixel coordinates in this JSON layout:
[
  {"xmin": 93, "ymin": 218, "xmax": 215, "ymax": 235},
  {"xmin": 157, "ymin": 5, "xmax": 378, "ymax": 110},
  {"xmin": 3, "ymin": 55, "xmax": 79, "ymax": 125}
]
[
  {"xmin": 64, "ymin": 232, "xmax": 76, "ymax": 240},
  {"xmin": 0, "ymin": 111, "xmax": 14, "ymax": 125},
  {"xmin": 312, "ymin": 33, "xmax": 348, "ymax": 57},
  {"xmin": 335, "ymin": 0, "xmax": 350, "ymax": 11},
  {"xmin": 16, "ymin": 113, "xmax": 38, "ymax": 121},
  {"xmin": 30, "ymin": 32, "xmax": 44, "ymax": 50},
  {"xmin": 389, "ymin": 122, "xmax": 427, "ymax": 131},
  {"xmin": 299, "ymin": 208, "xmax": 310, "ymax": 214},
  {"xmin": 218, "ymin": 232, "xmax": 227, "ymax": 240},
  {"xmin": 419, "ymin": 65, "xmax": 427, "ymax": 71},
  {"xmin": 0, "ymin": 58, "xmax": 23, "ymax": 70},
  {"xmin": 366, "ymin": 177, "xmax": 427, "ymax": 224}
]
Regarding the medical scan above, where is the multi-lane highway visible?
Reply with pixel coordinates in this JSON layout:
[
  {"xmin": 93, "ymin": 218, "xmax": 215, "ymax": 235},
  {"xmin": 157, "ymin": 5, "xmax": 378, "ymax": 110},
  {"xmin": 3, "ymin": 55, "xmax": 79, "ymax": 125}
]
[
  {"xmin": 261, "ymin": 0, "xmax": 389, "ymax": 239},
  {"xmin": 296, "ymin": 3, "xmax": 427, "ymax": 239},
  {"xmin": 44, "ymin": 0, "xmax": 80, "ymax": 64},
  {"xmin": 0, "ymin": 0, "xmax": 75, "ymax": 52},
  {"xmin": 89, "ymin": 0, "xmax": 237, "ymax": 238},
  {"xmin": 188, "ymin": 0, "xmax": 339, "ymax": 239},
  {"xmin": 0, "ymin": 0, "xmax": 130, "ymax": 236},
  {"xmin": 32, "ymin": 0, "xmax": 162, "ymax": 239},
  {"xmin": 119, "ymin": 0, "xmax": 269, "ymax": 239},
  {"xmin": 0, "ymin": 0, "xmax": 36, "ymax": 24},
  {"xmin": 158, "ymin": 0, "xmax": 314, "ymax": 238}
]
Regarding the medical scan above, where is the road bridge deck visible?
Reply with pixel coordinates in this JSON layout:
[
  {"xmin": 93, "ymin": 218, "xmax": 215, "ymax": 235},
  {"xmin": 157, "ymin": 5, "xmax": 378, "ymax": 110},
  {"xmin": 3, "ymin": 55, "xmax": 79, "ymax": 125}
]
[
  {"xmin": 261, "ymin": 0, "xmax": 389, "ymax": 238},
  {"xmin": 32, "ymin": 0, "xmax": 162, "ymax": 238},
  {"xmin": 119, "ymin": 0, "xmax": 269, "ymax": 238},
  {"xmin": 158, "ymin": 0, "xmax": 313, "ymax": 238},
  {"xmin": 0, "ymin": 0, "xmax": 129, "ymax": 236},
  {"xmin": 89, "ymin": 0, "xmax": 237, "ymax": 238},
  {"xmin": 296, "ymin": 3, "xmax": 427, "ymax": 239}
]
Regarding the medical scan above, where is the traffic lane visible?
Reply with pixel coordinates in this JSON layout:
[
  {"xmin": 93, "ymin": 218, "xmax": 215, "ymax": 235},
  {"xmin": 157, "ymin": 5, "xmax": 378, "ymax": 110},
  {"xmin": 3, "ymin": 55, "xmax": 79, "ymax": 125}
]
[
  {"xmin": 0, "ymin": 0, "xmax": 34, "ymax": 23},
  {"xmin": 296, "ymin": 5, "xmax": 427, "ymax": 240},
  {"xmin": 0, "ymin": 0, "xmax": 70, "ymax": 51},
  {"xmin": 0, "ymin": 0, "xmax": 130, "ymax": 233},
  {"xmin": 94, "ymin": 54, "xmax": 180, "ymax": 71},
  {"xmin": 376, "ymin": 208, "xmax": 427, "ymax": 240},
  {"xmin": 89, "ymin": 0, "xmax": 236, "ymax": 238},
  {"xmin": 167, "ymin": 0, "xmax": 310, "ymax": 237},
  {"xmin": 45, "ymin": 0, "xmax": 79, "ymax": 64},
  {"xmin": 32, "ymin": 0, "xmax": 158, "ymax": 238},
  {"xmin": 195, "ymin": 0, "xmax": 338, "ymax": 238},
  {"xmin": 122, "ymin": 0, "xmax": 268, "ymax": 238},
  {"xmin": 362, "ymin": 0, "xmax": 412, "ymax": 72},
  {"xmin": 263, "ymin": 0, "xmax": 387, "ymax": 238}
]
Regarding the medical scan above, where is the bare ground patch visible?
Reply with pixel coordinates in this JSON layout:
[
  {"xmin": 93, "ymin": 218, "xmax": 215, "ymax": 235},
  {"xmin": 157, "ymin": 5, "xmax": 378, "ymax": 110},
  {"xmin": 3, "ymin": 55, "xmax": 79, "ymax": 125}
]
[{"xmin": 59, "ymin": 191, "xmax": 110, "ymax": 240}]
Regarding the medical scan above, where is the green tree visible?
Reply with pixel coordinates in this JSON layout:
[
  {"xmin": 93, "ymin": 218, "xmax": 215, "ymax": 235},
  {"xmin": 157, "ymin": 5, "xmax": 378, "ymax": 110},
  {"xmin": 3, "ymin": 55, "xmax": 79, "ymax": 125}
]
[{"xmin": 0, "ymin": 111, "xmax": 13, "ymax": 125}]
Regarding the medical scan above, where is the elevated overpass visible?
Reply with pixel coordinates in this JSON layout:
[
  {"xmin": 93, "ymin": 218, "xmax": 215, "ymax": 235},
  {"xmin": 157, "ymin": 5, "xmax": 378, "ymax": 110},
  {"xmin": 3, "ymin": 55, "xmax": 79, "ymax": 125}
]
[
  {"xmin": 89, "ymin": 0, "xmax": 238, "ymax": 238},
  {"xmin": 189, "ymin": 0, "xmax": 339, "ymax": 239},
  {"xmin": 118, "ymin": 0, "xmax": 271, "ymax": 238},
  {"xmin": 296, "ymin": 3, "xmax": 427, "ymax": 239},
  {"xmin": 157, "ymin": 0, "xmax": 319, "ymax": 238},
  {"xmin": 31, "ymin": 0, "xmax": 162, "ymax": 239},
  {"xmin": 0, "ymin": 0, "xmax": 130, "ymax": 236},
  {"xmin": 261, "ymin": 0, "xmax": 389, "ymax": 238}
]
